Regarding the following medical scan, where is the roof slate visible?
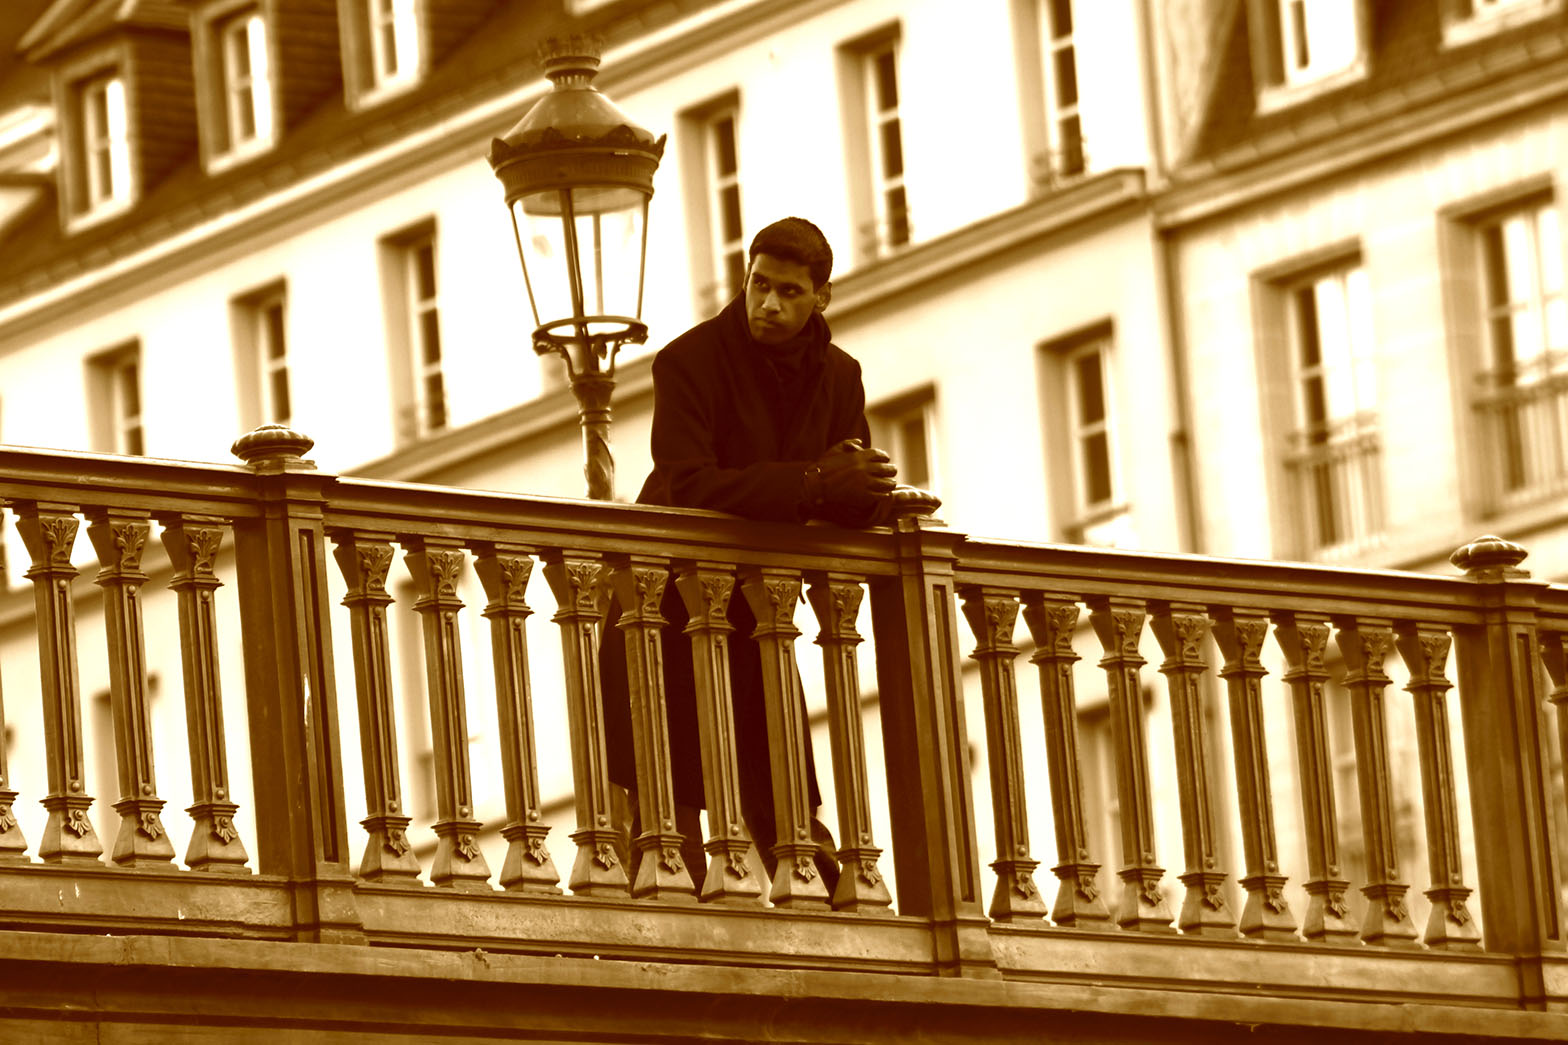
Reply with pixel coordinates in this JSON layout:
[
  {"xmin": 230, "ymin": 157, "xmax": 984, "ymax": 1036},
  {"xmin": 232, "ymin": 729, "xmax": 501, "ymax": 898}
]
[{"xmin": 1186, "ymin": 1, "xmax": 1568, "ymax": 173}]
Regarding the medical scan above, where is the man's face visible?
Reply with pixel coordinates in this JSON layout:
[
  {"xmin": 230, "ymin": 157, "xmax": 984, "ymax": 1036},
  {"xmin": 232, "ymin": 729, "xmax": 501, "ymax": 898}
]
[{"xmin": 745, "ymin": 253, "xmax": 828, "ymax": 345}]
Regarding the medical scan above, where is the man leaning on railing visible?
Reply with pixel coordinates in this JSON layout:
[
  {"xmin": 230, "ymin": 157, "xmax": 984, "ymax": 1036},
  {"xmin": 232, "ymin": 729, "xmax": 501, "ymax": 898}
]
[{"xmin": 599, "ymin": 217, "xmax": 929, "ymax": 890}]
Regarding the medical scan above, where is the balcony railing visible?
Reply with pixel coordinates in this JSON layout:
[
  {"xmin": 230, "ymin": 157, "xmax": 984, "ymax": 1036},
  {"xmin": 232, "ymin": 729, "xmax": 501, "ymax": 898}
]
[
  {"xmin": 1285, "ymin": 414, "xmax": 1386, "ymax": 560},
  {"xmin": 0, "ymin": 427, "xmax": 1563, "ymax": 1040},
  {"xmin": 1475, "ymin": 364, "xmax": 1568, "ymax": 515}
]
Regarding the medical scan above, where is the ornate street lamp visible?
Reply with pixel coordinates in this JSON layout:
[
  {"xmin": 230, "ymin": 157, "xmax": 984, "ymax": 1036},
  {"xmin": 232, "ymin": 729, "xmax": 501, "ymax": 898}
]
[{"xmin": 487, "ymin": 38, "xmax": 665, "ymax": 501}]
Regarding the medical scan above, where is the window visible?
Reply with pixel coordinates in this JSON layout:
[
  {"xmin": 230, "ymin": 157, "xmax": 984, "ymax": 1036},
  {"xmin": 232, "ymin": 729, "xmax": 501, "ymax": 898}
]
[
  {"xmin": 381, "ymin": 224, "xmax": 447, "ymax": 441},
  {"xmin": 1250, "ymin": 0, "xmax": 1362, "ymax": 95},
  {"xmin": 219, "ymin": 10, "xmax": 272, "ymax": 154},
  {"xmin": 231, "ymin": 283, "xmax": 290, "ymax": 430},
  {"xmin": 1037, "ymin": 0, "xmax": 1084, "ymax": 183},
  {"xmin": 704, "ymin": 108, "xmax": 745, "ymax": 312},
  {"xmin": 1473, "ymin": 199, "xmax": 1568, "ymax": 508},
  {"xmin": 1284, "ymin": 263, "xmax": 1383, "ymax": 556},
  {"xmin": 87, "ymin": 343, "xmax": 144, "ymax": 456},
  {"xmin": 870, "ymin": 388, "xmax": 937, "ymax": 494},
  {"xmin": 1444, "ymin": 0, "xmax": 1559, "ymax": 41},
  {"xmin": 1042, "ymin": 328, "xmax": 1134, "ymax": 547},
  {"xmin": 840, "ymin": 29, "xmax": 909, "ymax": 262},
  {"xmin": 75, "ymin": 72, "xmax": 130, "ymax": 214},
  {"xmin": 368, "ymin": 0, "xmax": 420, "ymax": 90}
]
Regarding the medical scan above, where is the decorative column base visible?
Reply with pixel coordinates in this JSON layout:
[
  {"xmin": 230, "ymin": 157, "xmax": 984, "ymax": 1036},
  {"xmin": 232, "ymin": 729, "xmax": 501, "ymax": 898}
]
[
  {"xmin": 1238, "ymin": 872, "xmax": 1297, "ymax": 941},
  {"xmin": 185, "ymin": 800, "xmax": 250, "ymax": 873},
  {"xmin": 39, "ymin": 793, "xmax": 101, "ymax": 865},
  {"xmin": 1359, "ymin": 882, "xmax": 1420, "ymax": 947},
  {"xmin": 499, "ymin": 822, "xmax": 560, "ymax": 893},
  {"xmin": 769, "ymin": 842, "xmax": 832, "ymax": 909},
  {"xmin": 1116, "ymin": 867, "xmax": 1176, "ymax": 932},
  {"xmin": 1177, "ymin": 869, "xmax": 1236, "ymax": 937},
  {"xmin": 988, "ymin": 856, "xmax": 1047, "ymax": 922},
  {"xmin": 836, "ymin": 845, "xmax": 894, "ymax": 914},
  {"xmin": 431, "ymin": 817, "xmax": 493, "ymax": 892},
  {"xmin": 1050, "ymin": 862, "xmax": 1113, "ymax": 929},
  {"xmin": 631, "ymin": 830, "xmax": 697, "ymax": 902},
  {"xmin": 569, "ymin": 826, "xmax": 629, "ymax": 895},
  {"xmin": 700, "ymin": 838, "xmax": 767, "ymax": 906},
  {"xmin": 110, "ymin": 795, "xmax": 174, "ymax": 867},
  {"xmin": 1423, "ymin": 885, "xmax": 1482, "ymax": 950},
  {"xmin": 0, "ymin": 787, "xmax": 28, "ymax": 863},
  {"xmin": 357, "ymin": 812, "xmax": 422, "ymax": 884},
  {"xmin": 1301, "ymin": 878, "xmax": 1360, "ymax": 944}
]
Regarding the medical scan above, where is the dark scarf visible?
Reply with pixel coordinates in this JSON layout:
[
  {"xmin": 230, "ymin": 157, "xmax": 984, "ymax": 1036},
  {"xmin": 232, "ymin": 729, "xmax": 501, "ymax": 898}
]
[{"xmin": 719, "ymin": 294, "xmax": 830, "ymax": 430}]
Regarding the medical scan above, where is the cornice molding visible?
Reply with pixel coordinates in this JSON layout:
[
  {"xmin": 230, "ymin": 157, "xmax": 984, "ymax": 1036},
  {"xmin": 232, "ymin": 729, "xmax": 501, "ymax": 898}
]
[{"xmin": 830, "ymin": 168, "xmax": 1151, "ymax": 323}]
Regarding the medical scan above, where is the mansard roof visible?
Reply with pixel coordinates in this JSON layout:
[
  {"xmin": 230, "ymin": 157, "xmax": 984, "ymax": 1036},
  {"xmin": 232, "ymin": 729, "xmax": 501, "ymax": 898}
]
[
  {"xmin": 1183, "ymin": 2, "xmax": 1568, "ymax": 173},
  {"xmin": 0, "ymin": 0, "xmax": 719, "ymax": 311},
  {"xmin": 19, "ymin": 0, "xmax": 186, "ymax": 61}
]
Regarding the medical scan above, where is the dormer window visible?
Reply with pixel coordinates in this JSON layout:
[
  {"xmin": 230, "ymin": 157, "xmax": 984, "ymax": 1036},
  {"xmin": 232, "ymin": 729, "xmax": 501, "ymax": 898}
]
[
  {"xmin": 1249, "ymin": 0, "xmax": 1365, "ymax": 107},
  {"xmin": 368, "ymin": 0, "xmax": 419, "ymax": 90},
  {"xmin": 77, "ymin": 72, "xmax": 130, "ymax": 212},
  {"xmin": 1442, "ymin": 0, "xmax": 1562, "ymax": 46},
  {"xmin": 217, "ymin": 9, "xmax": 273, "ymax": 155}
]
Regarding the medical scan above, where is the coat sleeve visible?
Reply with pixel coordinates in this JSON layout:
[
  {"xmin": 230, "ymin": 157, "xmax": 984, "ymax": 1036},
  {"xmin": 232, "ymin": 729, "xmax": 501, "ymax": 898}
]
[{"xmin": 648, "ymin": 348, "xmax": 814, "ymax": 522}]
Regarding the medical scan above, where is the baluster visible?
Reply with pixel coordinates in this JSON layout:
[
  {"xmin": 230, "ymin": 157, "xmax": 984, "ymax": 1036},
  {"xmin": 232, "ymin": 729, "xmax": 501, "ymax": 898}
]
[
  {"xmin": 675, "ymin": 563, "xmax": 765, "ymax": 905},
  {"xmin": 1273, "ymin": 611, "xmax": 1358, "ymax": 943},
  {"xmin": 1149, "ymin": 602, "xmax": 1233, "ymax": 937},
  {"xmin": 609, "ymin": 556, "xmax": 696, "ymax": 902},
  {"xmin": 1541, "ymin": 629, "xmax": 1568, "ymax": 852},
  {"xmin": 473, "ymin": 544, "xmax": 559, "ymax": 893},
  {"xmin": 15, "ymin": 503, "xmax": 101, "ymax": 864},
  {"xmin": 741, "ymin": 567, "xmax": 830, "ymax": 909},
  {"xmin": 331, "ymin": 532, "xmax": 421, "ymax": 885},
  {"xmin": 83, "ymin": 510, "xmax": 174, "ymax": 866},
  {"xmin": 0, "ymin": 516, "xmax": 25, "ymax": 861},
  {"xmin": 1395, "ymin": 623, "xmax": 1481, "ymax": 950},
  {"xmin": 1087, "ymin": 596, "xmax": 1173, "ymax": 932},
  {"xmin": 1334, "ymin": 616, "xmax": 1419, "ymax": 947},
  {"xmin": 542, "ymin": 552, "xmax": 627, "ymax": 896},
  {"xmin": 1019, "ymin": 593, "xmax": 1110, "ymax": 928},
  {"xmin": 404, "ymin": 538, "xmax": 490, "ymax": 891},
  {"xmin": 807, "ymin": 572, "xmax": 890, "ymax": 913},
  {"xmin": 159, "ymin": 515, "xmax": 249, "ymax": 872},
  {"xmin": 803, "ymin": 573, "xmax": 889, "ymax": 914},
  {"xmin": 1212, "ymin": 608, "xmax": 1297, "ymax": 941},
  {"xmin": 959, "ymin": 586, "xmax": 1045, "ymax": 922}
]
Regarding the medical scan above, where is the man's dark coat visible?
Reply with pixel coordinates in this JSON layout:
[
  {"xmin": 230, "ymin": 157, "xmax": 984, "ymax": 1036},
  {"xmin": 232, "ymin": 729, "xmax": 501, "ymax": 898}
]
[{"xmin": 601, "ymin": 294, "xmax": 872, "ymax": 814}]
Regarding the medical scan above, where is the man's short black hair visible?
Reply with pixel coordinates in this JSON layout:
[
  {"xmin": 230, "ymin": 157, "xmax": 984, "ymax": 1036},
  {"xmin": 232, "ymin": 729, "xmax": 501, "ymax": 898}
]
[{"xmin": 748, "ymin": 217, "xmax": 833, "ymax": 288}]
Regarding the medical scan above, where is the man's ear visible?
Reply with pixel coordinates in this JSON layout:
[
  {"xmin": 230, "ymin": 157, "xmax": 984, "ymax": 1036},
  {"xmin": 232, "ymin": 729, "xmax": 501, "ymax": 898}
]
[{"xmin": 814, "ymin": 281, "xmax": 832, "ymax": 313}]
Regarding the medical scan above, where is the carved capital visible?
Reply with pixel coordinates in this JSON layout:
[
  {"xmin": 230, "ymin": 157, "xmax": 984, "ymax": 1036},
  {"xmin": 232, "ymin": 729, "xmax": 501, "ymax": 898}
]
[
  {"xmin": 1274, "ymin": 613, "xmax": 1331, "ymax": 680},
  {"xmin": 741, "ymin": 571, "xmax": 802, "ymax": 637},
  {"xmin": 1021, "ymin": 595, "xmax": 1080, "ymax": 662},
  {"xmin": 409, "ymin": 548, "xmax": 465, "ymax": 603},
  {"xmin": 543, "ymin": 555, "xmax": 605, "ymax": 619},
  {"xmin": 806, "ymin": 574, "xmax": 864, "ymax": 644},
  {"xmin": 676, "ymin": 566, "xmax": 735, "ymax": 632},
  {"xmin": 1395, "ymin": 625, "xmax": 1452, "ymax": 692},
  {"xmin": 88, "ymin": 516, "xmax": 149, "ymax": 581},
  {"xmin": 959, "ymin": 588, "xmax": 1019, "ymax": 656},
  {"xmin": 1213, "ymin": 611, "xmax": 1269, "ymax": 675},
  {"xmin": 17, "ymin": 509, "xmax": 80, "ymax": 575},
  {"xmin": 611, "ymin": 561, "xmax": 668, "ymax": 624},
  {"xmin": 1089, "ymin": 600, "xmax": 1145, "ymax": 663},
  {"xmin": 1335, "ymin": 619, "xmax": 1393, "ymax": 684},
  {"xmin": 1151, "ymin": 605, "xmax": 1209, "ymax": 671}
]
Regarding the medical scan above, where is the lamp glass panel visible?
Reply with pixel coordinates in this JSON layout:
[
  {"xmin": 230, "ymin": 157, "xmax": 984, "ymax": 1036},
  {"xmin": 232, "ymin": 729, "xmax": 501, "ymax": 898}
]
[{"xmin": 512, "ymin": 186, "xmax": 647, "ymax": 337}]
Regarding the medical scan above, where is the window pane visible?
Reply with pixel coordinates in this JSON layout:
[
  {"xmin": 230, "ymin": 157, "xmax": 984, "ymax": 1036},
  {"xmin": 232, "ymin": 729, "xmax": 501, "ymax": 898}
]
[
  {"xmin": 125, "ymin": 424, "xmax": 144, "ymax": 457},
  {"xmin": 874, "ymin": 49, "xmax": 898, "ymax": 110},
  {"xmin": 1537, "ymin": 203, "xmax": 1562, "ymax": 296},
  {"xmin": 713, "ymin": 116, "xmax": 737, "ymax": 177},
  {"xmin": 1295, "ymin": 284, "xmax": 1321, "ymax": 367},
  {"xmin": 886, "ymin": 185, "xmax": 909, "ymax": 246},
  {"xmin": 1074, "ymin": 351, "xmax": 1105, "ymax": 425},
  {"xmin": 879, "ymin": 118, "xmax": 903, "ymax": 179},
  {"xmin": 264, "ymin": 302, "xmax": 286, "ymax": 359},
  {"xmin": 1048, "ymin": 0, "xmax": 1073, "ymax": 38},
  {"xmin": 724, "ymin": 250, "xmax": 745, "ymax": 298},
  {"xmin": 1082, "ymin": 431, "xmax": 1112, "ymax": 504},
  {"xmin": 118, "ymin": 361, "xmax": 140, "ymax": 417},
  {"xmin": 1501, "ymin": 214, "xmax": 1535, "ymax": 305},
  {"xmin": 1053, "ymin": 47, "xmax": 1078, "ymax": 108},
  {"xmin": 419, "ymin": 310, "xmax": 441, "ymax": 364},
  {"xmin": 899, "ymin": 414, "xmax": 929, "ymax": 489},
  {"xmin": 425, "ymin": 373, "xmax": 446, "ymax": 430},
  {"xmin": 270, "ymin": 368, "xmax": 290, "ymax": 422},
  {"xmin": 720, "ymin": 184, "xmax": 742, "ymax": 242},
  {"xmin": 414, "ymin": 241, "xmax": 436, "ymax": 300}
]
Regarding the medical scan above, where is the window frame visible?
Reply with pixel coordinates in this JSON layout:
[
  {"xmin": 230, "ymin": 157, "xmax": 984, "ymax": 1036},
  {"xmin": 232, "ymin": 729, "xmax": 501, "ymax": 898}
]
[
  {"xmin": 231, "ymin": 280, "xmax": 291, "ymax": 433},
  {"xmin": 86, "ymin": 341, "xmax": 145, "ymax": 456},
  {"xmin": 677, "ymin": 93, "xmax": 746, "ymax": 318},
  {"xmin": 837, "ymin": 25, "xmax": 910, "ymax": 265},
  {"xmin": 1037, "ymin": 0, "xmax": 1084, "ymax": 183},
  {"xmin": 380, "ymin": 220, "xmax": 448, "ymax": 443},
  {"xmin": 869, "ymin": 386, "xmax": 938, "ymax": 496},
  {"xmin": 195, "ymin": 0, "xmax": 275, "ymax": 168},
  {"xmin": 68, "ymin": 67, "xmax": 132, "ymax": 221},
  {"xmin": 1039, "ymin": 322, "xmax": 1133, "ymax": 546},
  {"xmin": 1248, "ymin": 0, "xmax": 1368, "ymax": 110}
]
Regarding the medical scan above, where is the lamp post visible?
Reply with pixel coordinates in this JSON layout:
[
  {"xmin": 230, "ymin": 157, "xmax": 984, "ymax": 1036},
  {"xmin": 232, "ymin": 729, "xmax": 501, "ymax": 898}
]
[{"xmin": 487, "ymin": 38, "xmax": 665, "ymax": 501}]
